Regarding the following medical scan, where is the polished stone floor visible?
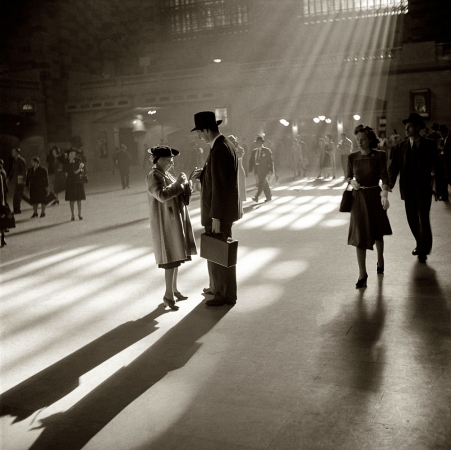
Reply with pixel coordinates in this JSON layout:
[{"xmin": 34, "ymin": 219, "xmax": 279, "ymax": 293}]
[{"xmin": 1, "ymin": 167, "xmax": 450, "ymax": 450}]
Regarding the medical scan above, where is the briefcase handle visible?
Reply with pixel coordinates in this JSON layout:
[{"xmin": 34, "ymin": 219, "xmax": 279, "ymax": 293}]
[{"xmin": 204, "ymin": 232, "xmax": 234, "ymax": 243}]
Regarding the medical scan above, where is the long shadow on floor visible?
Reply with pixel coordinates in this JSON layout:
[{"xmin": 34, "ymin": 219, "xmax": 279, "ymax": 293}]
[
  {"xmin": 0, "ymin": 305, "xmax": 168, "ymax": 423},
  {"xmin": 317, "ymin": 276, "xmax": 386, "ymax": 393},
  {"xmin": 24, "ymin": 302, "xmax": 230, "ymax": 450},
  {"xmin": 407, "ymin": 263, "xmax": 451, "ymax": 368}
]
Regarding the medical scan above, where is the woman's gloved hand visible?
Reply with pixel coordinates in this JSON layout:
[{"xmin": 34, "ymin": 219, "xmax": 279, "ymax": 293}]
[
  {"xmin": 350, "ymin": 179, "xmax": 360, "ymax": 190},
  {"xmin": 177, "ymin": 172, "xmax": 188, "ymax": 185},
  {"xmin": 381, "ymin": 190, "xmax": 390, "ymax": 210}
]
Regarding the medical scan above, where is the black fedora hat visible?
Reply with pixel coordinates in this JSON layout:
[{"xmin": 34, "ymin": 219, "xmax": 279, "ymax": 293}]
[
  {"xmin": 191, "ymin": 111, "xmax": 222, "ymax": 132},
  {"xmin": 147, "ymin": 146, "xmax": 180, "ymax": 157},
  {"xmin": 402, "ymin": 112, "xmax": 426, "ymax": 130},
  {"xmin": 254, "ymin": 135, "xmax": 265, "ymax": 143}
]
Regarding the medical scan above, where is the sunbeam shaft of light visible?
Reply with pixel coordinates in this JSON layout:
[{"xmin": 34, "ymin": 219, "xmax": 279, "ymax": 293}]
[
  {"xmin": 1, "ymin": 247, "xmax": 152, "ymax": 337},
  {"xmin": 1, "ymin": 252, "xmax": 160, "ymax": 369},
  {"xmin": 0, "ymin": 246, "xmax": 96, "ymax": 284},
  {"xmin": 0, "ymin": 245, "xmax": 145, "ymax": 316}
]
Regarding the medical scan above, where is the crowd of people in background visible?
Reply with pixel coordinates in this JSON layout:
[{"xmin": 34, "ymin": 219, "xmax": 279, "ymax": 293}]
[{"xmin": 1, "ymin": 115, "xmax": 450, "ymax": 253}]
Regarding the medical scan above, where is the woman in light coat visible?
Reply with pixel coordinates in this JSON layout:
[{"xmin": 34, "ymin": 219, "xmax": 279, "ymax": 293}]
[{"xmin": 146, "ymin": 146, "xmax": 197, "ymax": 310}]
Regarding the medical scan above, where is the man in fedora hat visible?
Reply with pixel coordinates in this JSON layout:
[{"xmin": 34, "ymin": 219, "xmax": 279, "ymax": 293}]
[
  {"xmin": 389, "ymin": 112, "xmax": 439, "ymax": 263},
  {"xmin": 191, "ymin": 111, "xmax": 241, "ymax": 306},
  {"xmin": 248, "ymin": 135, "xmax": 274, "ymax": 202}
]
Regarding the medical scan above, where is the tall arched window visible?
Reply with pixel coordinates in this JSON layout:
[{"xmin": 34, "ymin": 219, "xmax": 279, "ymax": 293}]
[
  {"xmin": 303, "ymin": 0, "xmax": 408, "ymax": 19},
  {"xmin": 162, "ymin": 0, "xmax": 250, "ymax": 36}
]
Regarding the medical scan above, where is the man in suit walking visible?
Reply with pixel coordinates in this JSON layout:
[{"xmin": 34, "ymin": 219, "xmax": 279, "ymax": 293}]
[
  {"xmin": 114, "ymin": 144, "xmax": 131, "ymax": 189},
  {"xmin": 8, "ymin": 148, "xmax": 27, "ymax": 214},
  {"xmin": 248, "ymin": 136, "xmax": 274, "ymax": 203},
  {"xmin": 389, "ymin": 113, "xmax": 439, "ymax": 263},
  {"xmin": 191, "ymin": 111, "xmax": 242, "ymax": 306}
]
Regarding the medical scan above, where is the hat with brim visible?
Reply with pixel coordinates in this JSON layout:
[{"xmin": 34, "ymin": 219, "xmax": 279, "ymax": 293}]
[
  {"xmin": 402, "ymin": 112, "xmax": 426, "ymax": 130},
  {"xmin": 148, "ymin": 146, "xmax": 180, "ymax": 158},
  {"xmin": 254, "ymin": 136, "xmax": 265, "ymax": 143},
  {"xmin": 66, "ymin": 148, "xmax": 80, "ymax": 155},
  {"xmin": 191, "ymin": 111, "xmax": 222, "ymax": 132}
]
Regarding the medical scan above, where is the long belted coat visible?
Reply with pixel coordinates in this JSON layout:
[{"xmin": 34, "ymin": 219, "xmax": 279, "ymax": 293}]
[{"xmin": 146, "ymin": 167, "xmax": 197, "ymax": 266}]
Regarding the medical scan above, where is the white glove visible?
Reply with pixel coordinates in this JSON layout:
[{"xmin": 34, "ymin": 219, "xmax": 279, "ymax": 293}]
[{"xmin": 350, "ymin": 180, "xmax": 360, "ymax": 190}]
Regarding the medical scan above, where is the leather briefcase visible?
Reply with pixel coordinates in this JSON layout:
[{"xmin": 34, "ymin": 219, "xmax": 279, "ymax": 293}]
[{"xmin": 200, "ymin": 232, "xmax": 238, "ymax": 267}]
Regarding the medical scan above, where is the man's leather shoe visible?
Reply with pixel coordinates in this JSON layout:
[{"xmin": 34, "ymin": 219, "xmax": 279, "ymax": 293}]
[
  {"xmin": 205, "ymin": 297, "xmax": 236, "ymax": 306},
  {"xmin": 252, "ymin": 196, "xmax": 258, "ymax": 202},
  {"xmin": 418, "ymin": 254, "xmax": 427, "ymax": 263},
  {"xmin": 202, "ymin": 288, "xmax": 215, "ymax": 295},
  {"xmin": 412, "ymin": 249, "xmax": 418, "ymax": 256}
]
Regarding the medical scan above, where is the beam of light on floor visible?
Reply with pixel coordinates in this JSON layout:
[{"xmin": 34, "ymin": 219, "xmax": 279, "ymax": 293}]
[
  {"xmin": 1, "ymin": 245, "xmax": 147, "ymax": 316},
  {"xmin": 0, "ymin": 246, "xmax": 96, "ymax": 284}
]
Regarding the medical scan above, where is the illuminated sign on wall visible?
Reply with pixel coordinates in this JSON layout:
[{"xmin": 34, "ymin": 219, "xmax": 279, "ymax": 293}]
[{"xmin": 21, "ymin": 99, "xmax": 36, "ymax": 113}]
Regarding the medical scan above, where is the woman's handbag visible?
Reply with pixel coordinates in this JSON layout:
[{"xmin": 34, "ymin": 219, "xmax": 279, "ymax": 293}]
[
  {"xmin": 45, "ymin": 191, "xmax": 57, "ymax": 205},
  {"xmin": 339, "ymin": 183, "xmax": 354, "ymax": 212},
  {"xmin": 0, "ymin": 206, "xmax": 16, "ymax": 229},
  {"xmin": 76, "ymin": 171, "xmax": 88, "ymax": 184},
  {"xmin": 200, "ymin": 232, "xmax": 238, "ymax": 267}
]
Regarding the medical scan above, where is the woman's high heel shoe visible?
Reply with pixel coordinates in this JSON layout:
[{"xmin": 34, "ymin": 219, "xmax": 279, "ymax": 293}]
[
  {"xmin": 78, "ymin": 215, "xmax": 83, "ymax": 220},
  {"xmin": 377, "ymin": 263, "xmax": 384, "ymax": 274},
  {"xmin": 163, "ymin": 296, "xmax": 179, "ymax": 311},
  {"xmin": 71, "ymin": 215, "xmax": 75, "ymax": 221},
  {"xmin": 174, "ymin": 291, "xmax": 188, "ymax": 301},
  {"xmin": 356, "ymin": 274, "xmax": 368, "ymax": 288}
]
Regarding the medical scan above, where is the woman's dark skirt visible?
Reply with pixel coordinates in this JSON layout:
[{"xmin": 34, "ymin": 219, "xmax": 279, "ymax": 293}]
[
  {"xmin": 348, "ymin": 187, "xmax": 392, "ymax": 250},
  {"xmin": 65, "ymin": 180, "xmax": 86, "ymax": 201},
  {"xmin": 30, "ymin": 188, "xmax": 47, "ymax": 205}
]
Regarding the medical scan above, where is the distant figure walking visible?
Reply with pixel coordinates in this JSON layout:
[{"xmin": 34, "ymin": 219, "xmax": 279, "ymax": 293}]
[
  {"xmin": 26, "ymin": 157, "xmax": 49, "ymax": 218},
  {"xmin": 347, "ymin": 125, "xmax": 392, "ymax": 288},
  {"xmin": 147, "ymin": 146, "xmax": 197, "ymax": 311},
  {"xmin": 292, "ymin": 136, "xmax": 307, "ymax": 179},
  {"xmin": 228, "ymin": 135, "xmax": 247, "ymax": 202},
  {"xmin": 65, "ymin": 148, "xmax": 86, "ymax": 221},
  {"xmin": 49, "ymin": 146, "xmax": 66, "ymax": 204},
  {"xmin": 337, "ymin": 133, "xmax": 353, "ymax": 177},
  {"xmin": 0, "ymin": 159, "xmax": 9, "ymax": 247},
  {"xmin": 114, "ymin": 144, "xmax": 131, "ymax": 189},
  {"xmin": 249, "ymin": 136, "xmax": 274, "ymax": 203},
  {"xmin": 318, "ymin": 134, "xmax": 336, "ymax": 178},
  {"xmin": 8, "ymin": 148, "xmax": 27, "ymax": 214}
]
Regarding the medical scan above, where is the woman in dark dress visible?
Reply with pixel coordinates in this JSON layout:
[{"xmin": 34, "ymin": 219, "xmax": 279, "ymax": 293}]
[
  {"xmin": 65, "ymin": 148, "xmax": 86, "ymax": 221},
  {"xmin": 26, "ymin": 157, "xmax": 49, "ymax": 218},
  {"xmin": 346, "ymin": 125, "xmax": 392, "ymax": 288}
]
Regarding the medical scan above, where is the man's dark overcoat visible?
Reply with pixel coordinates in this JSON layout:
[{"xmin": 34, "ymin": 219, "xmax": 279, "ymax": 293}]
[{"xmin": 200, "ymin": 135, "xmax": 241, "ymax": 227}]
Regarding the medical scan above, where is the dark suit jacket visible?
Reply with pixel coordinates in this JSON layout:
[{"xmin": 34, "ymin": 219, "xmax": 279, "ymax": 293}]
[
  {"xmin": 199, "ymin": 135, "xmax": 241, "ymax": 227},
  {"xmin": 388, "ymin": 136, "xmax": 438, "ymax": 200},
  {"xmin": 248, "ymin": 146, "xmax": 274, "ymax": 176}
]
